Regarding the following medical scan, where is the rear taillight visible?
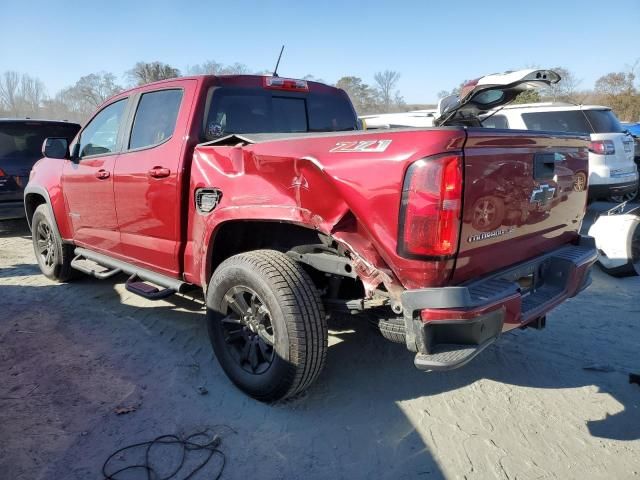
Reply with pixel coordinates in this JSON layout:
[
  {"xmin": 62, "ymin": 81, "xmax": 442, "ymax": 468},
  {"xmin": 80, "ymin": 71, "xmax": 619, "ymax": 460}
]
[
  {"xmin": 0, "ymin": 168, "xmax": 5, "ymax": 177},
  {"xmin": 263, "ymin": 76, "xmax": 309, "ymax": 92},
  {"xmin": 589, "ymin": 140, "xmax": 615, "ymax": 155},
  {"xmin": 398, "ymin": 154, "xmax": 463, "ymax": 258}
]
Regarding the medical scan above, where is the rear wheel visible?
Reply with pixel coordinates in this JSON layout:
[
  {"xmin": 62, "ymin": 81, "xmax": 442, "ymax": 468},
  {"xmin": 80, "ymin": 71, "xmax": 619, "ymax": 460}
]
[
  {"xmin": 206, "ymin": 250, "xmax": 327, "ymax": 402},
  {"xmin": 31, "ymin": 204, "xmax": 76, "ymax": 282}
]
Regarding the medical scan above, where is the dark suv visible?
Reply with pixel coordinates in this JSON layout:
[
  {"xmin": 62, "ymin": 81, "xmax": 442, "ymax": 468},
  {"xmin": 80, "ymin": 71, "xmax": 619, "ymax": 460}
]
[{"xmin": 0, "ymin": 119, "xmax": 80, "ymax": 220}]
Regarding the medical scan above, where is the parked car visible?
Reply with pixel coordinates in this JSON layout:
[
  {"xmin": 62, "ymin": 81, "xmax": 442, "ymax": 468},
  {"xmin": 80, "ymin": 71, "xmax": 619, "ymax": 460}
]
[
  {"xmin": 360, "ymin": 109, "xmax": 436, "ymax": 129},
  {"xmin": 1, "ymin": 119, "xmax": 80, "ymax": 220},
  {"xmin": 481, "ymin": 103, "xmax": 638, "ymax": 202},
  {"xmin": 622, "ymin": 122, "xmax": 640, "ymax": 172},
  {"xmin": 26, "ymin": 70, "xmax": 596, "ymax": 401}
]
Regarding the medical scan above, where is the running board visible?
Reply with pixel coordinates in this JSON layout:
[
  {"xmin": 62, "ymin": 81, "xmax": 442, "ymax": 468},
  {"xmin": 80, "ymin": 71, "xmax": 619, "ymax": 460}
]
[
  {"xmin": 73, "ymin": 247, "xmax": 186, "ymax": 293},
  {"xmin": 71, "ymin": 255, "xmax": 122, "ymax": 279}
]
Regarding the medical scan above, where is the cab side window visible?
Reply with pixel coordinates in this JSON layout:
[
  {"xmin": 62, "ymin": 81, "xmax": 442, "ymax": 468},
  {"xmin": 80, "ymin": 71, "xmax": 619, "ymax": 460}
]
[
  {"xmin": 129, "ymin": 89, "xmax": 183, "ymax": 150},
  {"xmin": 79, "ymin": 99, "xmax": 127, "ymax": 158}
]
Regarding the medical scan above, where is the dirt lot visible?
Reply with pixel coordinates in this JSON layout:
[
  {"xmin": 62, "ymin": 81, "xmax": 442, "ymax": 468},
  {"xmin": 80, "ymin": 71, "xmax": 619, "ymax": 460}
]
[{"xmin": 1, "ymin": 219, "xmax": 639, "ymax": 480}]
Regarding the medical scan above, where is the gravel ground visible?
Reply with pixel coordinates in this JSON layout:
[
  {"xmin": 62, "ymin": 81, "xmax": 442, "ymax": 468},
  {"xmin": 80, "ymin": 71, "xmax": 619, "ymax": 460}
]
[{"xmin": 1, "ymin": 218, "xmax": 639, "ymax": 480}]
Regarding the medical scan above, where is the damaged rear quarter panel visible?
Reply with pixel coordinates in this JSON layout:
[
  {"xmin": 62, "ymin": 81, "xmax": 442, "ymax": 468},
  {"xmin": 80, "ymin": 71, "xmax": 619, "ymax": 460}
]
[{"xmin": 184, "ymin": 129, "xmax": 466, "ymax": 290}]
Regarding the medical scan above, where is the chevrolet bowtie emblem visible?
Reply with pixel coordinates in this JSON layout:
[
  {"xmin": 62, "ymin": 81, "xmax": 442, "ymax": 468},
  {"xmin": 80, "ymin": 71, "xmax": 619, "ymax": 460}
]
[{"xmin": 530, "ymin": 184, "xmax": 556, "ymax": 205}]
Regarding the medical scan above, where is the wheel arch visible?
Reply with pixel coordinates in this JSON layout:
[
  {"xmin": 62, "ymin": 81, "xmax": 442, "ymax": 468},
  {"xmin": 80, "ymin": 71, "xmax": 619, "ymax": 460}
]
[
  {"xmin": 203, "ymin": 219, "xmax": 323, "ymax": 286},
  {"xmin": 24, "ymin": 186, "xmax": 58, "ymax": 235}
]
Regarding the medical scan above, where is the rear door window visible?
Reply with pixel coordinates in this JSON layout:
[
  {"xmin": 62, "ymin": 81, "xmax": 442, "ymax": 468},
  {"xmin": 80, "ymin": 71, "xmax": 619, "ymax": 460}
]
[
  {"xmin": 129, "ymin": 89, "xmax": 183, "ymax": 150},
  {"xmin": 583, "ymin": 110, "xmax": 624, "ymax": 133}
]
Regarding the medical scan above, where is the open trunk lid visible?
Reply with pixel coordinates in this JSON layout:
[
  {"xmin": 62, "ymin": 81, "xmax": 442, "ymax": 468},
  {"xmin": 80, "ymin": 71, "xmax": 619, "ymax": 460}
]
[
  {"xmin": 452, "ymin": 128, "xmax": 590, "ymax": 284},
  {"xmin": 435, "ymin": 69, "xmax": 561, "ymax": 127}
]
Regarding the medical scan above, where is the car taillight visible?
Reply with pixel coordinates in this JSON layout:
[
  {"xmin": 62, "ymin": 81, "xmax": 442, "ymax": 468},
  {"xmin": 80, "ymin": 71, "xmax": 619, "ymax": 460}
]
[
  {"xmin": 0, "ymin": 168, "xmax": 5, "ymax": 177},
  {"xmin": 398, "ymin": 154, "xmax": 463, "ymax": 258},
  {"xmin": 263, "ymin": 76, "xmax": 309, "ymax": 92},
  {"xmin": 589, "ymin": 140, "xmax": 615, "ymax": 155}
]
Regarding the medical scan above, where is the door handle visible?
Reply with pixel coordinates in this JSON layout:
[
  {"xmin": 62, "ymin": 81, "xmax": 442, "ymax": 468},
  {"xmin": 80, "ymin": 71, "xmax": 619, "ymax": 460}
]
[
  {"xmin": 95, "ymin": 169, "xmax": 110, "ymax": 180},
  {"xmin": 148, "ymin": 166, "xmax": 171, "ymax": 179}
]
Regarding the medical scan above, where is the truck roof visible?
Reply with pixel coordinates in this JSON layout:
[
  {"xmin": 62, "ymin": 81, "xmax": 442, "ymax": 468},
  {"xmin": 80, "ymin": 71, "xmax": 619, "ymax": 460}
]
[{"xmin": 114, "ymin": 74, "xmax": 345, "ymax": 97}]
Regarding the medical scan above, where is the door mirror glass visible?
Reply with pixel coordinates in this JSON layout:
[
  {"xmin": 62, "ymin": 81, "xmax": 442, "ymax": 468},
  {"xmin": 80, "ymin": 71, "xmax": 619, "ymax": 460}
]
[{"xmin": 42, "ymin": 137, "xmax": 69, "ymax": 159}]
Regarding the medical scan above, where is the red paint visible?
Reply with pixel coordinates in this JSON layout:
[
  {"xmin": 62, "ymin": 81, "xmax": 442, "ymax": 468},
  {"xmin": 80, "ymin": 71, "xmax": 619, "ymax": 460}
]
[{"xmin": 28, "ymin": 75, "xmax": 591, "ymax": 301}]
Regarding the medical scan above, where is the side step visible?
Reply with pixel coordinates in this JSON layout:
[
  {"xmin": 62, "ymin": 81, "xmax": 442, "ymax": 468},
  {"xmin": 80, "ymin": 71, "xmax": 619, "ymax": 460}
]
[
  {"xmin": 125, "ymin": 274, "xmax": 176, "ymax": 300},
  {"xmin": 71, "ymin": 256, "xmax": 122, "ymax": 279},
  {"xmin": 413, "ymin": 338, "xmax": 497, "ymax": 372},
  {"xmin": 72, "ymin": 248, "xmax": 186, "ymax": 298}
]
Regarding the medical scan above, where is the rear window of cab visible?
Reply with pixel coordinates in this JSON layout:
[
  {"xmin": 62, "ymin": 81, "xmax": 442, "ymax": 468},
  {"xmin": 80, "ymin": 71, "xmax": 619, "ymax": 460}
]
[{"xmin": 203, "ymin": 87, "xmax": 358, "ymax": 140}]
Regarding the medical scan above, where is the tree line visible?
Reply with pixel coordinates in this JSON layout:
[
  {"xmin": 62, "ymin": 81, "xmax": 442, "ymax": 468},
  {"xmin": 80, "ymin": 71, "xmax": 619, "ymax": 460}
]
[{"xmin": 1, "ymin": 61, "xmax": 638, "ymax": 123}]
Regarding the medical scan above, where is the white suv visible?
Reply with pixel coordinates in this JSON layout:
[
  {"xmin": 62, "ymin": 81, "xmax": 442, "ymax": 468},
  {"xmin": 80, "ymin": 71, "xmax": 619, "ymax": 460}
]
[{"xmin": 482, "ymin": 103, "xmax": 638, "ymax": 201}]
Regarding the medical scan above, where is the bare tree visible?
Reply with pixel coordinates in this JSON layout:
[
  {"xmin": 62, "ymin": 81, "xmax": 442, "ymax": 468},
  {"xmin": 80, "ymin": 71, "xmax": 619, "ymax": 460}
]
[
  {"xmin": 542, "ymin": 67, "xmax": 581, "ymax": 102},
  {"xmin": 187, "ymin": 60, "xmax": 223, "ymax": 75},
  {"xmin": 219, "ymin": 63, "xmax": 250, "ymax": 75},
  {"xmin": 336, "ymin": 76, "xmax": 379, "ymax": 115},
  {"xmin": 0, "ymin": 71, "xmax": 20, "ymax": 115},
  {"xmin": 373, "ymin": 70, "xmax": 401, "ymax": 112},
  {"xmin": 127, "ymin": 61, "xmax": 180, "ymax": 86},
  {"xmin": 19, "ymin": 75, "xmax": 46, "ymax": 114}
]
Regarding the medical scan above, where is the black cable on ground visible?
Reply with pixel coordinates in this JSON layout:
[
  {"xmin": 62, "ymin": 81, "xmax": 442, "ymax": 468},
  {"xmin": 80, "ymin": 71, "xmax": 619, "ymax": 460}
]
[{"xmin": 102, "ymin": 427, "xmax": 235, "ymax": 480}]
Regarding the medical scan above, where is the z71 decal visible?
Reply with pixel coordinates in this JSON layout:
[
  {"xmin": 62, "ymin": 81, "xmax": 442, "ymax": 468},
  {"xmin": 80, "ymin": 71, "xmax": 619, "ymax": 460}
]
[{"xmin": 330, "ymin": 139, "xmax": 392, "ymax": 153}]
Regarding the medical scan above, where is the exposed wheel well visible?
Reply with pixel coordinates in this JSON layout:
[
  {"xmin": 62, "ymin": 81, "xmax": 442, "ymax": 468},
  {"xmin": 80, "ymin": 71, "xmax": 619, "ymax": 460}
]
[
  {"xmin": 206, "ymin": 220, "xmax": 368, "ymax": 311},
  {"xmin": 24, "ymin": 193, "xmax": 47, "ymax": 228},
  {"xmin": 207, "ymin": 221, "xmax": 322, "ymax": 279}
]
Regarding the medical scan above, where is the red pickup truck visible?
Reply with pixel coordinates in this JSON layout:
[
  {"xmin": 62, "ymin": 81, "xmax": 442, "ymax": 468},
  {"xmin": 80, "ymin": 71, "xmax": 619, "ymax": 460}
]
[{"xmin": 25, "ymin": 71, "xmax": 597, "ymax": 401}]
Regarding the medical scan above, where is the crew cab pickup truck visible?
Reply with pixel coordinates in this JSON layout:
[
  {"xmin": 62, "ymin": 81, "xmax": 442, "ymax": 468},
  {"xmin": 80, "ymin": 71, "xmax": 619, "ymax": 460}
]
[{"xmin": 26, "ymin": 70, "xmax": 597, "ymax": 401}]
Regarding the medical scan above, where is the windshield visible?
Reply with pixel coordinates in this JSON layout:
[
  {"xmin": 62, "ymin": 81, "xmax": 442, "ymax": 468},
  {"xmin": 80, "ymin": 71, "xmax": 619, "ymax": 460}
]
[
  {"xmin": 204, "ymin": 87, "xmax": 358, "ymax": 140},
  {"xmin": 521, "ymin": 109, "xmax": 624, "ymax": 134},
  {"xmin": 0, "ymin": 122, "xmax": 80, "ymax": 162}
]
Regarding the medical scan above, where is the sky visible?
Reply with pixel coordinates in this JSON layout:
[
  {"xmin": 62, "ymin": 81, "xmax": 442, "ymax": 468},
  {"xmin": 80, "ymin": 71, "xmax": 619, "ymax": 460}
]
[{"xmin": 1, "ymin": 0, "xmax": 638, "ymax": 104}]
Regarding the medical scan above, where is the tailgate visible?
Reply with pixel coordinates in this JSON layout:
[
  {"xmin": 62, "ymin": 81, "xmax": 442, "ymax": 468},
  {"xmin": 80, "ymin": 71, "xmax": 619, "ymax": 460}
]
[{"xmin": 452, "ymin": 129, "xmax": 590, "ymax": 283}]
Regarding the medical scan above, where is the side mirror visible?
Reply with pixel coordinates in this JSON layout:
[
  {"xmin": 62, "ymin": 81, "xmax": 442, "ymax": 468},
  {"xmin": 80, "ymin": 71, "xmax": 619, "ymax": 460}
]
[
  {"xmin": 42, "ymin": 137, "xmax": 69, "ymax": 159},
  {"xmin": 70, "ymin": 142, "xmax": 81, "ymax": 162}
]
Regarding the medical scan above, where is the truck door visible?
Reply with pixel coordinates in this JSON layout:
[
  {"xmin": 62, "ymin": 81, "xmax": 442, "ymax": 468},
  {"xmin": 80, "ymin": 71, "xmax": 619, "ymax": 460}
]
[
  {"xmin": 112, "ymin": 80, "xmax": 195, "ymax": 277},
  {"xmin": 62, "ymin": 98, "xmax": 128, "ymax": 252}
]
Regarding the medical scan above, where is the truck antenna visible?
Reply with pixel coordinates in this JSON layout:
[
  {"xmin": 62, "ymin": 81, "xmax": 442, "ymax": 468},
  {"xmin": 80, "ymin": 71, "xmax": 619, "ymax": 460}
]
[{"xmin": 272, "ymin": 45, "xmax": 285, "ymax": 78}]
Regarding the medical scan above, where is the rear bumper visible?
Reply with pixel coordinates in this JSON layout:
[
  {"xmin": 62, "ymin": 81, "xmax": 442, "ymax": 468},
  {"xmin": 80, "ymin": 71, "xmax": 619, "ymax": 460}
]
[
  {"xmin": 588, "ymin": 180, "xmax": 638, "ymax": 200},
  {"xmin": 0, "ymin": 201, "xmax": 26, "ymax": 220},
  {"xmin": 401, "ymin": 236, "xmax": 597, "ymax": 371}
]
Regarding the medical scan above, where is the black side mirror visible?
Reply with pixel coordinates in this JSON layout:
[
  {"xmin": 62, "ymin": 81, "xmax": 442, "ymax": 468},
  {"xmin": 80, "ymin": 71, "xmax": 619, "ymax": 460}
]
[
  {"xmin": 42, "ymin": 137, "xmax": 69, "ymax": 159},
  {"xmin": 70, "ymin": 142, "xmax": 81, "ymax": 162}
]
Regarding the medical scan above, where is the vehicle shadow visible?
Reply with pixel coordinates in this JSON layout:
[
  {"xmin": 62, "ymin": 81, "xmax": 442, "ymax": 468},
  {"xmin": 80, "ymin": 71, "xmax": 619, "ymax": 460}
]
[
  {"xmin": 0, "ymin": 219, "xmax": 31, "ymax": 239},
  {"xmin": 1, "ymin": 264, "xmax": 638, "ymax": 479}
]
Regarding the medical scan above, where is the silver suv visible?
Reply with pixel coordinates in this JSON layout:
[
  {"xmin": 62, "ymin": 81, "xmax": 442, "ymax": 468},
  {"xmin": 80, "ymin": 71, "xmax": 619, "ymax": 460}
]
[{"xmin": 482, "ymin": 103, "xmax": 638, "ymax": 202}]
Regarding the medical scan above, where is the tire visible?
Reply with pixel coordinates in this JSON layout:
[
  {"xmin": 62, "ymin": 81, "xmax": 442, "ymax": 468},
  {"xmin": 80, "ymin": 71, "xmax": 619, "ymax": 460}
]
[
  {"xmin": 471, "ymin": 196, "xmax": 505, "ymax": 232},
  {"xmin": 206, "ymin": 250, "xmax": 327, "ymax": 402},
  {"xmin": 610, "ymin": 187, "xmax": 639, "ymax": 203},
  {"xmin": 368, "ymin": 314, "xmax": 406, "ymax": 344},
  {"xmin": 597, "ymin": 224, "xmax": 640, "ymax": 277},
  {"xmin": 31, "ymin": 204, "xmax": 76, "ymax": 282}
]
